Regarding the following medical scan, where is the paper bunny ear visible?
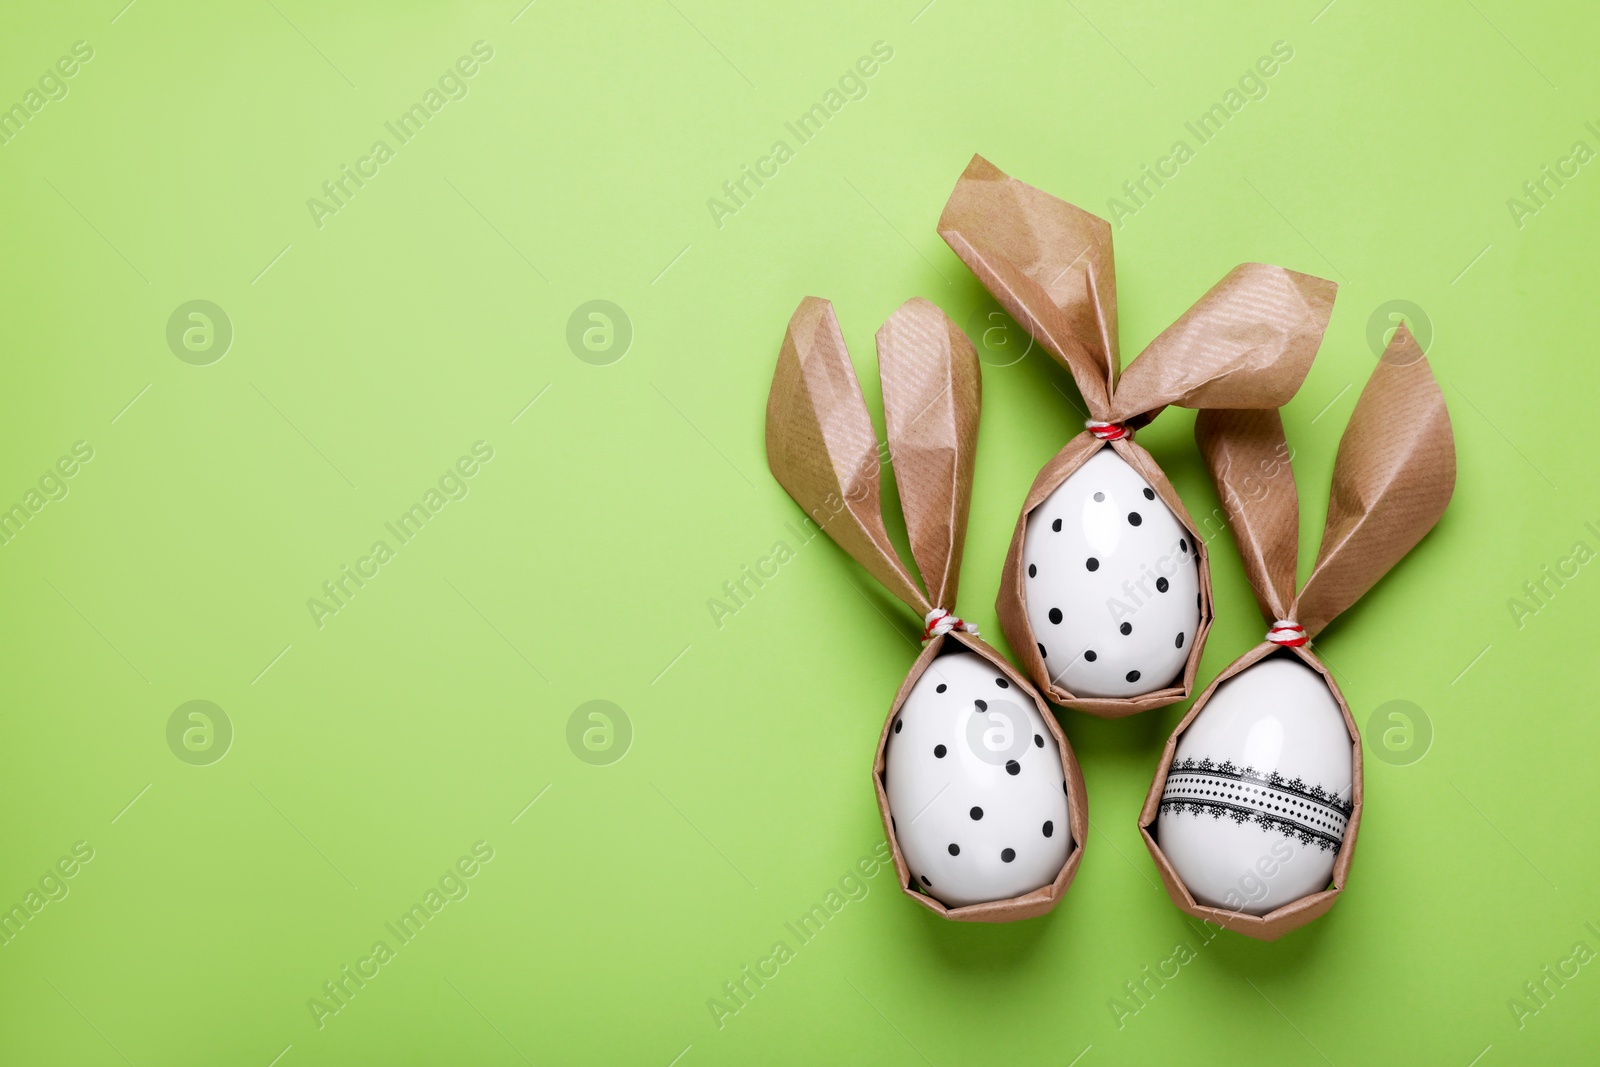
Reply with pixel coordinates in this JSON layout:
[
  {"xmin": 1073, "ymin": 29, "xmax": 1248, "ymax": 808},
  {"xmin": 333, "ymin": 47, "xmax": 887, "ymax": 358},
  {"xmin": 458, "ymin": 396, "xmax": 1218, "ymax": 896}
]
[
  {"xmin": 939, "ymin": 156, "xmax": 1336, "ymax": 429},
  {"xmin": 877, "ymin": 299, "xmax": 981, "ymax": 611},
  {"xmin": 1195, "ymin": 407, "xmax": 1300, "ymax": 625},
  {"xmin": 937, "ymin": 154, "xmax": 1119, "ymax": 417},
  {"xmin": 1107, "ymin": 263, "xmax": 1337, "ymax": 425},
  {"xmin": 1294, "ymin": 327, "xmax": 1455, "ymax": 636},
  {"xmin": 767, "ymin": 298, "xmax": 931, "ymax": 616}
]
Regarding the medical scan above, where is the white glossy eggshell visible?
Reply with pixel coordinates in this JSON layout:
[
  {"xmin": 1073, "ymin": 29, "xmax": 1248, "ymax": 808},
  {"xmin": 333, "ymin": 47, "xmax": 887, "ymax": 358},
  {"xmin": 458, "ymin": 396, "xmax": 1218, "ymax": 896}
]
[
  {"xmin": 884, "ymin": 650, "xmax": 1071, "ymax": 908},
  {"xmin": 1023, "ymin": 448, "xmax": 1200, "ymax": 698},
  {"xmin": 1156, "ymin": 656, "xmax": 1353, "ymax": 916}
]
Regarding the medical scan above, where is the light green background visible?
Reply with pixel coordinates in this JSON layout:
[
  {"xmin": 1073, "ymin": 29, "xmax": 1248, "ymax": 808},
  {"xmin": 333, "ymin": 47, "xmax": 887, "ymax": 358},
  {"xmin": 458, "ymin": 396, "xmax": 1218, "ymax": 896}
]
[{"xmin": 0, "ymin": 0, "xmax": 1595, "ymax": 1063}]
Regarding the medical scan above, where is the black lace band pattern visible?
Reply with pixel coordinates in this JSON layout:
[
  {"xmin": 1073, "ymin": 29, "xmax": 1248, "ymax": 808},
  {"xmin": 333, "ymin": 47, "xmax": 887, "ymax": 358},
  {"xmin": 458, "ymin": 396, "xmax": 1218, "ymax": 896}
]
[{"xmin": 1159, "ymin": 756, "xmax": 1352, "ymax": 852}]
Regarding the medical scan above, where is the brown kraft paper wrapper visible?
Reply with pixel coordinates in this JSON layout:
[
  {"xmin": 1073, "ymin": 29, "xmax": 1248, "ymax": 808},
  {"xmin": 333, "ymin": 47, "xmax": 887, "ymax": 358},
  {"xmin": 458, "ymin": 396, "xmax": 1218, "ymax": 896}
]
[
  {"xmin": 1139, "ymin": 326, "xmax": 1455, "ymax": 939},
  {"xmin": 938, "ymin": 154, "xmax": 1337, "ymax": 716},
  {"xmin": 767, "ymin": 296, "xmax": 1088, "ymax": 922}
]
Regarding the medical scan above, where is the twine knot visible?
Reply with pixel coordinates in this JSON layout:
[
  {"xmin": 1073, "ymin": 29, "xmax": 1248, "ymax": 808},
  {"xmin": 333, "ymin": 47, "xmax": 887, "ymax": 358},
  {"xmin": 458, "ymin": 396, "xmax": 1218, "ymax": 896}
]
[
  {"xmin": 923, "ymin": 608, "xmax": 979, "ymax": 641},
  {"xmin": 1265, "ymin": 620, "xmax": 1308, "ymax": 647},
  {"xmin": 1087, "ymin": 420, "xmax": 1132, "ymax": 441}
]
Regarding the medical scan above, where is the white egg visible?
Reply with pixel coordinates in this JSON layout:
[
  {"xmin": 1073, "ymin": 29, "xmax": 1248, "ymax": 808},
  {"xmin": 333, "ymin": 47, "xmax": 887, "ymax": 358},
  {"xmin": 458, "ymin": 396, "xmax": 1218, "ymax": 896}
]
[
  {"xmin": 1023, "ymin": 448, "xmax": 1201, "ymax": 698},
  {"xmin": 1155, "ymin": 657, "xmax": 1353, "ymax": 916},
  {"xmin": 885, "ymin": 650, "xmax": 1072, "ymax": 908}
]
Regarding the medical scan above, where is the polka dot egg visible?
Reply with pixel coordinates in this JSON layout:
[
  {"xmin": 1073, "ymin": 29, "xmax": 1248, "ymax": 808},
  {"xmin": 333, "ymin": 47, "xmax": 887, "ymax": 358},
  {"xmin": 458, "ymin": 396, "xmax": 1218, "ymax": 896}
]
[
  {"xmin": 885, "ymin": 650, "xmax": 1072, "ymax": 908},
  {"xmin": 1023, "ymin": 449, "xmax": 1200, "ymax": 698}
]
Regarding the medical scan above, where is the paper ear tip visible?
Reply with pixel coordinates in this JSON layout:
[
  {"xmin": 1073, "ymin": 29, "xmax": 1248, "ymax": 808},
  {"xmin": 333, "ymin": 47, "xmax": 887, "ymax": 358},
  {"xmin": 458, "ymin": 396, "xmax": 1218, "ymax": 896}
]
[
  {"xmin": 879, "ymin": 299, "xmax": 979, "ymax": 379},
  {"xmin": 1300, "ymin": 272, "xmax": 1339, "ymax": 306},
  {"xmin": 786, "ymin": 295, "xmax": 839, "ymax": 335},
  {"xmin": 961, "ymin": 152, "xmax": 1001, "ymax": 179},
  {"xmin": 1377, "ymin": 326, "xmax": 1439, "ymax": 378},
  {"xmin": 1232, "ymin": 262, "xmax": 1338, "ymax": 299},
  {"xmin": 886, "ymin": 296, "xmax": 948, "ymax": 326},
  {"xmin": 939, "ymin": 155, "xmax": 1002, "ymax": 227}
]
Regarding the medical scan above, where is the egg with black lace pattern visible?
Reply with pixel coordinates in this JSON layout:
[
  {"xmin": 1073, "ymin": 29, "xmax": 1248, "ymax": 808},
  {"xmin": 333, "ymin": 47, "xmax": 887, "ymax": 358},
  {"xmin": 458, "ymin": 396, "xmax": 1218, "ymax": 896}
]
[{"xmin": 1155, "ymin": 656, "xmax": 1352, "ymax": 916}]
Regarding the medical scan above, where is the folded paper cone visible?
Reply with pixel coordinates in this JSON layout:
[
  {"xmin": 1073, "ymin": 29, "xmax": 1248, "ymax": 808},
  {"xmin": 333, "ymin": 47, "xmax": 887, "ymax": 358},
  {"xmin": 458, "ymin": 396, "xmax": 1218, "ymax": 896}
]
[
  {"xmin": 939, "ymin": 154, "xmax": 1336, "ymax": 716},
  {"xmin": 1141, "ymin": 331, "xmax": 1454, "ymax": 939},
  {"xmin": 767, "ymin": 296, "xmax": 1087, "ymax": 922}
]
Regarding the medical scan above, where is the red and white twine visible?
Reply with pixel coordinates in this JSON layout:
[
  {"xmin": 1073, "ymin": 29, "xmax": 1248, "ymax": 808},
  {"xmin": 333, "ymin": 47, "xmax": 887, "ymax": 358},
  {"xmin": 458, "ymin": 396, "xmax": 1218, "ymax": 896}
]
[
  {"xmin": 923, "ymin": 608, "xmax": 979, "ymax": 641},
  {"xmin": 1265, "ymin": 620, "xmax": 1308, "ymax": 647},
  {"xmin": 1087, "ymin": 420, "xmax": 1132, "ymax": 441}
]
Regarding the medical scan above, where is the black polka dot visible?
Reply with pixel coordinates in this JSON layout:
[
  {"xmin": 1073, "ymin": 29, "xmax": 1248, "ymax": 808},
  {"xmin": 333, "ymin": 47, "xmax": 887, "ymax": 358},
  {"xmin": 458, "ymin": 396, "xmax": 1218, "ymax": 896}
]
[
  {"xmin": 891, "ymin": 816, "xmax": 896, "ymax": 831},
  {"xmin": 1156, "ymin": 577, "xmax": 1169, "ymax": 593},
  {"xmin": 995, "ymin": 677, "xmax": 1009, "ymax": 689},
  {"xmin": 1126, "ymin": 670, "xmax": 1141, "ymax": 683},
  {"xmin": 1143, "ymin": 487, "xmax": 1155, "ymax": 500},
  {"xmin": 1049, "ymin": 607, "xmax": 1063, "ymax": 625},
  {"xmin": 1197, "ymin": 593, "xmax": 1202, "ymax": 609},
  {"xmin": 936, "ymin": 683, "xmax": 946, "ymax": 693},
  {"xmin": 1043, "ymin": 820, "xmax": 1054, "ymax": 838},
  {"xmin": 1086, "ymin": 557, "xmax": 1099, "ymax": 572},
  {"xmin": 1128, "ymin": 512, "xmax": 1142, "ymax": 526},
  {"xmin": 1179, "ymin": 538, "xmax": 1189, "ymax": 552},
  {"xmin": 1084, "ymin": 649, "xmax": 1097, "ymax": 662},
  {"xmin": 1034, "ymin": 734, "xmax": 1044, "ymax": 748},
  {"xmin": 894, "ymin": 719, "xmax": 903, "ymax": 733},
  {"xmin": 974, "ymin": 699, "xmax": 987, "ymax": 712},
  {"xmin": 920, "ymin": 874, "xmax": 931, "ymax": 886},
  {"xmin": 934, "ymin": 745, "xmax": 947, "ymax": 758},
  {"xmin": 970, "ymin": 806, "xmax": 983, "ymax": 820},
  {"xmin": 1001, "ymin": 848, "xmax": 1016, "ymax": 863},
  {"xmin": 1175, "ymin": 632, "xmax": 1185, "ymax": 648},
  {"xmin": 948, "ymin": 843, "xmax": 960, "ymax": 856},
  {"xmin": 1005, "ymin": 760, "xmax": 1021, "ymax": 775},
  {"xmin": 1063, "ymin": 781, "xmax": 1069, "ymax": 795},
  {"xmin": 1028, "ymin": 563, "xmax": 1037, "ymax": 578},
  {"xmin": 1119, "ymin": 622, "xmax": 1132, "ymax": 635},
  {"xmin": 1094, "ymin": 492, "xmax": 1104, "ymax": 502},
  {"xmin": 1038, "ymin": 643, "xmax": 1048, "ymax": 659},
  {"xmin": 1051, "ymin": 518, "xmax": 1062, "ymax": 532}
]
